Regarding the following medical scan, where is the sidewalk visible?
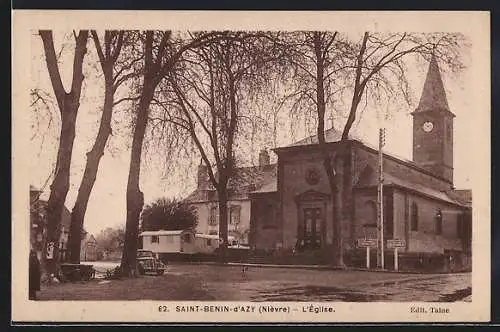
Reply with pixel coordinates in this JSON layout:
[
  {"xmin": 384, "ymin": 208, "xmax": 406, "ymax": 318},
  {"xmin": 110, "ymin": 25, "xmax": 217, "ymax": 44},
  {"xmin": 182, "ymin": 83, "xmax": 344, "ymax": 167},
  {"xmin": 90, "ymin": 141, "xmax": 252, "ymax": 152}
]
[{"xmin": 212, "ymin": 261, "xmax": 469, "ymax": 275}]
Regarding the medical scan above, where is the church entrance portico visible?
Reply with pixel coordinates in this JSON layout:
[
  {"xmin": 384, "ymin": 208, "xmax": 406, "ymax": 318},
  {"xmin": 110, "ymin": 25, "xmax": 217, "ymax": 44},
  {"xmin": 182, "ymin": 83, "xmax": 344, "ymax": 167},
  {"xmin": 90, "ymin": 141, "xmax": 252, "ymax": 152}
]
[{"xmin": 294, "ymin": 190, "xmax": 330, "ymax": 251}]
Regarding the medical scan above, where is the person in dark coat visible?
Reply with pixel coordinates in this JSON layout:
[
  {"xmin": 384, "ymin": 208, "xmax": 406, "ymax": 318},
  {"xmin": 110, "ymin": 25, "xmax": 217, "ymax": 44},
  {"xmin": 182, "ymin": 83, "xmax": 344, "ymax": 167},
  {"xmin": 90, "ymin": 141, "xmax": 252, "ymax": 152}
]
[{"xmin": 29, "ymin": 249, "xmax": 41, "ymax": 300}]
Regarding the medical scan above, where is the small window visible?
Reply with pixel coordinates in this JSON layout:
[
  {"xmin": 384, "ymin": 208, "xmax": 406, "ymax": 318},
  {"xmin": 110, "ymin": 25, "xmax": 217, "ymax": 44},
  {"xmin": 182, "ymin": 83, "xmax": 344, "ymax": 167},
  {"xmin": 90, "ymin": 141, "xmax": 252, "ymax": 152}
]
[
  {"xmin": 207, "ymin": 239, "xmax": 212, "ymax": 246},
  {"xmin": 208, "ymin": 230, "xmax": 218, "ymax": 235},
  {"xmin": 411, "ymin": 202, "xmax": 419, "ymax": 231},
  {"xmin": 151, "ymin": 235, "xmax": 159, "ymax": 243},
  {"xmin": 436, "ymin": 209, "xmax": 443, "ymax": 235},
  {"xmin": 183, "ymin": 233, "xmax": 191, "ymax": 243},
  {"xmin": 229, "ymin": 205, "xmax": 241, "ymax": 225}
]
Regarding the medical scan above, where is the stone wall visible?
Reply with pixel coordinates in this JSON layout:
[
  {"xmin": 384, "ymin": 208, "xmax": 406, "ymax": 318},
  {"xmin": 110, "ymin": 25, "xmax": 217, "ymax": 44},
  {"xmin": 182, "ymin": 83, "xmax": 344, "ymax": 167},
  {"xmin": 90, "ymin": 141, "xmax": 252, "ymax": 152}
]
[{"xmin": 404, "ymin": 191, "xmax": 462, "ymax": 254}]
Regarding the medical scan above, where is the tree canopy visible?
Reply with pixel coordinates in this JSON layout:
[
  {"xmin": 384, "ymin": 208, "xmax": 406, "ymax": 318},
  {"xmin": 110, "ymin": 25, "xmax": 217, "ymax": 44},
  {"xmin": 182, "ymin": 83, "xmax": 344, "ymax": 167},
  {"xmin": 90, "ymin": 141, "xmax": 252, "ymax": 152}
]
[
  {"xmin": 95, "ymin": 226, "xmax": 125, "ymax": 258},
  {"xmin": 140, "ymin": 198, "xmax": 198, "ymax": 232}
]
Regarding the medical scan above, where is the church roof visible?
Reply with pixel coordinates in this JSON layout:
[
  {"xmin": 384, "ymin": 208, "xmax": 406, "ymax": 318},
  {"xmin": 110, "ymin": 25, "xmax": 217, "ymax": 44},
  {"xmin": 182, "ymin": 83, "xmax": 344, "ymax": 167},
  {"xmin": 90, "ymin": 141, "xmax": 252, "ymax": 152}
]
[
  {"xmin": 383, "ymin": 173, "xmax": 464, "ymax": 206},
  {"xmin": 286, "ymin": 127, "xmax": 355, "ymax": 147},
  {"xmin": 281, "ymin": 126, "xmax": 417, "ymax": 165},
  {"xmin": 278, "ymin": 123, "xmax": 457, "ymax": 185},
  {"xmin": 355, "ymin": 170, "xmax": 466, "ymax": 207},
  {"xmin": 448, "ymin": 189, "xmax": 472, "ymax": 207},
  {"xmin": 413, "ymin": 54, "xmax": 453, "ymax": 115}
]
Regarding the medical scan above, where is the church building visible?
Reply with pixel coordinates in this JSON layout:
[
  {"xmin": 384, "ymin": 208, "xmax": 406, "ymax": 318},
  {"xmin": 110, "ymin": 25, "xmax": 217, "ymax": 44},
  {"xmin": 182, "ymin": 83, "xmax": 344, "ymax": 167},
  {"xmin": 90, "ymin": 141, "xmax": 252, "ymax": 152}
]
[{"xmin": 185, "ymin": 56, "xmax": 472, "ymax": 271}]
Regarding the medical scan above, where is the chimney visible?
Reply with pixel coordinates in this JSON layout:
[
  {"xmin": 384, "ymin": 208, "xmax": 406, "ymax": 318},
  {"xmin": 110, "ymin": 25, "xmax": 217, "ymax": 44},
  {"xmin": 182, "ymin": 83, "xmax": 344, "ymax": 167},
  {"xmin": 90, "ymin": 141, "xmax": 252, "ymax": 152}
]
[
  {"xmin": 197, "ymin": 161, "xmax": 208, "ymax": 189},
  {"xmin": 259, "ymin": 149, "xmax": 270, "ymax": 168}
]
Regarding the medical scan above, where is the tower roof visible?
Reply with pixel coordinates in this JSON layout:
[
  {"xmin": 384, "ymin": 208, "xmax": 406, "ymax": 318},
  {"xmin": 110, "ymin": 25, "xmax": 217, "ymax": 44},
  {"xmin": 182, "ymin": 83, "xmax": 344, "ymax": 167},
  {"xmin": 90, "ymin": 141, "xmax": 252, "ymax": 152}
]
[{"xmin": 414, "ymin": 54, "xmax": 453, "ymax": 115}]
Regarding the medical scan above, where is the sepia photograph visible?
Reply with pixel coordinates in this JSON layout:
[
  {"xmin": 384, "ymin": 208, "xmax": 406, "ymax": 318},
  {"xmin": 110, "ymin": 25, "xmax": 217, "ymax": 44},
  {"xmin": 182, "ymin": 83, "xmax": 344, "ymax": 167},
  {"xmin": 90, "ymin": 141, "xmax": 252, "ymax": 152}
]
[{"xmin": 12, "ymin": 10, "xmax": 490, "ymax": 323}]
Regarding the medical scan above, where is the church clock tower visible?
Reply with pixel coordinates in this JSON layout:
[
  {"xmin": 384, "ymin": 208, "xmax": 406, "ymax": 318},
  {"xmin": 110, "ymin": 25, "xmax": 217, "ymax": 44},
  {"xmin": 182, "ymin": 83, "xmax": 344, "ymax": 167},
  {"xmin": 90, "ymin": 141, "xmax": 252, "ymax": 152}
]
[{"xmin": 412, "ymin": 55, "xmax": 455, "ymax": 184}]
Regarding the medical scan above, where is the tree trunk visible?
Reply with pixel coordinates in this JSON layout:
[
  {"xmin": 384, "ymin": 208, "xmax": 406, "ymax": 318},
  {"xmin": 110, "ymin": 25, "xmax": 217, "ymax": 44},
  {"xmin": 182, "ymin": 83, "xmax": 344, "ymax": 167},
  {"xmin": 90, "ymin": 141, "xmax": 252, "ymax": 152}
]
[
  {"xmin": 67, "ymin": 79, "xmax": 114, "ymax": 263},
  {"xmin": 44, "ymin": 97, "xmax": 79, "ymax": 277},
  {"xmin": 120, "ymin": 83, "xmax": 154, "ymax": 276},
  {"xmin": 334, "ymin": 148, "xmax": 346, "ymax": 268},
  {"xmin": 39, "ymin": 30, "xmax": 88, "ymax": 278},
  {"xmin": 217, "ymin": 185, "xmax": 229, "ymax": 263},
  {"xmin": 340, "ymin": 143, "xmax": 352, "ymax": 266},
  {"xmin": 313, "ymin": 32, "xmax": 343, "ymax": 267}
]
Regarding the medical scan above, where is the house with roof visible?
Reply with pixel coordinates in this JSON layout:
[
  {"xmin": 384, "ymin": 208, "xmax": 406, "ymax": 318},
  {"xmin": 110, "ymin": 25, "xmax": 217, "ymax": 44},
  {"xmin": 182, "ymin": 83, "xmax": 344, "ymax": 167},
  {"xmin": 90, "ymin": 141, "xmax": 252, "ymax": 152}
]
[
  {"xmin": 30, "ymin": 186, "xmax": 96, "ymax": 263},
  {"xmin": 80, "ymin": 233, "xmax": 98, "ymax": 261},
  {"xmin": 185, "ymin": 150, "xmax": 277, "ymax": 245},
  {"xmin": 184, "ymin": 56, "xmax": 472, "ymax": 271}
]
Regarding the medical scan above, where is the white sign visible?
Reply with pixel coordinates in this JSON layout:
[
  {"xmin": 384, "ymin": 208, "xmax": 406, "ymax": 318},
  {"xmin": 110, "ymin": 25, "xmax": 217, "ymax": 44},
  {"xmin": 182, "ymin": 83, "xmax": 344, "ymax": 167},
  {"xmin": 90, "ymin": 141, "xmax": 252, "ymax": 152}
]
[
  {"xmin": 46, "ymin": 242, "xmax": 55, "ymax": 259},
  {"xmin": 357, "ymin": 238, "xmax": 377, "ymax": 248},
  {"xmin": 386, "ymin": 239, "xmax": 406, "ymax": 249}
]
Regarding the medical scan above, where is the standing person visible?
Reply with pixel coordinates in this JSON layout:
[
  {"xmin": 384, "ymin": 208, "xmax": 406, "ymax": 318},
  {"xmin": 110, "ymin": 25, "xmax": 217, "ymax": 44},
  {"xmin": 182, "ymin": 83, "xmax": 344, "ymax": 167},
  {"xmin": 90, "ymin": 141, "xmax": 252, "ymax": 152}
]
[{"xmin": 29, "ymin": 249, "xmax": 41, "ymax": 300}]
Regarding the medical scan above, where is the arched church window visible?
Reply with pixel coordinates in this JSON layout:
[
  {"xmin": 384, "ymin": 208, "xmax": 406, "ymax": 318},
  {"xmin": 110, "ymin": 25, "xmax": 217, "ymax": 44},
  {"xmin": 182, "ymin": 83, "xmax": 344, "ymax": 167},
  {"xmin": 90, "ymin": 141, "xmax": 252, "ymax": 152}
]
[{"xmin": 411, "ymin": 202, "xmax": 419, "ymax": 231}]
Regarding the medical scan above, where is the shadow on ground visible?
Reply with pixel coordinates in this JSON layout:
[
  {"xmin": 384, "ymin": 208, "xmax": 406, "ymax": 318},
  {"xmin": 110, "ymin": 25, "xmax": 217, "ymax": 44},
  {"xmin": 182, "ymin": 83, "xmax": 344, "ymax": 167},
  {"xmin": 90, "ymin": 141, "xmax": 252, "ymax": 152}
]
[
  {"xmin": 253, "ymin": 284, "xmax": 472, "ymax": 302},
  {"xmin": 252, "ymin": 285, "xmax": 387, "ymax": 302},
  {"xmin": 438, "ymin": 287, "xmax": 472, "ymax": 302}
]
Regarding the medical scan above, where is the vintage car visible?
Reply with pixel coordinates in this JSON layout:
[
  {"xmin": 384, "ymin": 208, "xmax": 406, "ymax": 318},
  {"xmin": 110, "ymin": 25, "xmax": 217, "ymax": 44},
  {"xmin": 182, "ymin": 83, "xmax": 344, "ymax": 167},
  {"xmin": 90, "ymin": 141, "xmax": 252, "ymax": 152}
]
[{"xmin": 136, "ymin": 249, "xmax": 167, "ymax": 275}]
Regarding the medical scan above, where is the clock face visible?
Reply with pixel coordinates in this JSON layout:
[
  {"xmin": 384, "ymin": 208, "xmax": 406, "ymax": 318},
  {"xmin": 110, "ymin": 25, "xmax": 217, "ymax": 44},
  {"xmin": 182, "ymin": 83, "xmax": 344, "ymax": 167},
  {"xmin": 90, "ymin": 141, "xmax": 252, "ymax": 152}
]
[{"xmin": 422, "ymin": 121, "xmax": 434, "ymax": 132}]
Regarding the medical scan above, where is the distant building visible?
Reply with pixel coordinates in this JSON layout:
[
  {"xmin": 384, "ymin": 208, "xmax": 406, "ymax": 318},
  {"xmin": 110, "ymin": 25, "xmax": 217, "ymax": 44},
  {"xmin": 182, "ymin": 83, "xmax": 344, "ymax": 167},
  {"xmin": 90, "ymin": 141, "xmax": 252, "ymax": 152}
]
[
  {"xmin": 29, "ymin": 186, "xmax": 72, "ymax": 261},
  {"xmin": 80, "ymin": 233, "xmax": 98, "ymax": 261},
  {"xmin": 29, "ymin": 186, "xmax": 96, "ymax": 262}
]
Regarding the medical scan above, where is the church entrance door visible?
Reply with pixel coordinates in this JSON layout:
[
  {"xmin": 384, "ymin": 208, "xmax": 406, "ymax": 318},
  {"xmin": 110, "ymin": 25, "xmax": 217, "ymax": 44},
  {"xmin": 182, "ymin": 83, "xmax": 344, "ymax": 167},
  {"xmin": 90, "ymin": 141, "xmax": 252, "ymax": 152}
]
[{"xmin": 303, "ymin": 207, "xmax": 322, "ymax": 249}]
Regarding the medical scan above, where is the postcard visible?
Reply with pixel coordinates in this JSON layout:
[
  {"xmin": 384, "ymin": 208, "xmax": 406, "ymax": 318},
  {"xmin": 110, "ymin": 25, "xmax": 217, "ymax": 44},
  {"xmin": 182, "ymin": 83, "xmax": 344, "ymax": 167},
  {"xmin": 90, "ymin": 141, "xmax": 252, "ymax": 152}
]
[{"xmin": 12, "ymin": 10, "xmax": 490, "ymax": 323}]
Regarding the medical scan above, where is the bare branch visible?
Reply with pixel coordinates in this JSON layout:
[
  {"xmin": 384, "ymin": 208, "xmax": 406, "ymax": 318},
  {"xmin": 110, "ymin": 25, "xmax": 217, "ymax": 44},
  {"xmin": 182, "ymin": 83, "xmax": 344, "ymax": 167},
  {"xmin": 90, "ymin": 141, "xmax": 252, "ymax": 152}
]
[{"xmin": 39, "ymin": 30, "xmax": 67, "ymax": 111}]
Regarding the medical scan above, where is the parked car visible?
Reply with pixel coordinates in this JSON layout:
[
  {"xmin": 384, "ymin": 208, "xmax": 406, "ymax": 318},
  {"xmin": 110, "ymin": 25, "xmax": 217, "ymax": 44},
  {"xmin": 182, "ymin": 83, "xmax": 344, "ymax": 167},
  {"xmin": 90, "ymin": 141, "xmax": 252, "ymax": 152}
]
[{"xmin": 136, "ymin": 249, "xmax": 166, "ymax": 276}]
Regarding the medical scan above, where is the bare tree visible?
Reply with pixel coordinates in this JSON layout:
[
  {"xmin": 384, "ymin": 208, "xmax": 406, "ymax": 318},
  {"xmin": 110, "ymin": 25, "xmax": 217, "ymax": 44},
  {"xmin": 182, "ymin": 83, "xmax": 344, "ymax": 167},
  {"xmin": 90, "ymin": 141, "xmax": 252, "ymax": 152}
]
[
  {"xmin": 338, "ymin": 32, "xmax": 465, "ymax": 266},
  {"xmin": 282, "ymin": 31, "xmax": 466, "ymax": 267},
  {"xmin": 158, "ymin": 32, "xmax": 282, "ymax": 260},
  {"xmin": 120, "ymin": 30, "xmax": 228, "ymax": 276},
  {"xmin": 66, "ymin": 30, "xmax": 141, "ymax": 263},
  {"xmin": 38, "ymin": 30, "xmax": 89, "ymax": 277}
]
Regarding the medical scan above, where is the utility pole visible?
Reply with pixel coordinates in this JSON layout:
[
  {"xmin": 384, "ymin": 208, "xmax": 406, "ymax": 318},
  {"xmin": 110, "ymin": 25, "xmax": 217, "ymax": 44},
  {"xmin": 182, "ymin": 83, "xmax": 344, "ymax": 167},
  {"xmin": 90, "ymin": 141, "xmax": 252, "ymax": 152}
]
[{"xmin": 378, "ymin": 128, "xmax": 386, "ymax": 269}]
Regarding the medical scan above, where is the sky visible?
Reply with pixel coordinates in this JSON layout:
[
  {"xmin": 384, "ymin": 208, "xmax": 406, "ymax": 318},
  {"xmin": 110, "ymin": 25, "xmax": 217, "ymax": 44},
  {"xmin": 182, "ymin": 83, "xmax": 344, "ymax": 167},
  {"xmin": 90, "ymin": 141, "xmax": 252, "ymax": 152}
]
[{"xmin": 28, "ymin": 24, "xmax": 481, "ymax": 237}]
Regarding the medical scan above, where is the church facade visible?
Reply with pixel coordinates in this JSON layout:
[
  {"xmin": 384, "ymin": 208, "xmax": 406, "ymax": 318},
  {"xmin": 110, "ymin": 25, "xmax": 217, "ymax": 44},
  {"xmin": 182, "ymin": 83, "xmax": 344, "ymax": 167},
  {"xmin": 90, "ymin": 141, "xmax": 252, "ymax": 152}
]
[{"xmin": 185, "ymin": 56, "xmax": 472, "ymax": 271}]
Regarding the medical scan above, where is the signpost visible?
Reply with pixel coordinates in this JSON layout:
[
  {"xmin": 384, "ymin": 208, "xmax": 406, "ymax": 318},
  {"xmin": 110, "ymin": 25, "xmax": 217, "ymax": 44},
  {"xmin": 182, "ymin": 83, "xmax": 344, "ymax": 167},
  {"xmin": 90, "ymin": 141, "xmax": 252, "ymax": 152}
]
[
  {"xmin": 357, "ymin": 238, "xmax": 377, "ymax": 269},
  {"xmin": 386, "ymin": 239, "xmax": 406, "ymax": 271}
]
